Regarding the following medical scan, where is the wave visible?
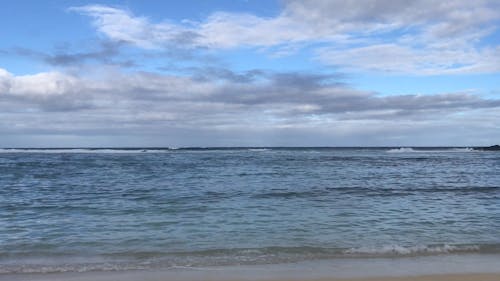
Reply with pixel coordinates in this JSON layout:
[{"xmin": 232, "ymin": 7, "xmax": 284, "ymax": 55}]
[
  {"xmin": 248, "ymin": 185, "xmax": 499, "ymax": 200},
  {"xmin": 1, "ymin": 244, "xmax": 497, "ymax": 274},
  {"xmin": 0, "ymin": 147, "xmax": 275, "ymax": 154},
  {"xmin": 387, "ymin": 147, "xmax": 416, "ymax": 153},
  {"xmin": 0, "ymin": 147, "xmax": 479, "ymax": 154},
  {"xmin": 387, "ymin": 147, "xmax": 475, "ymax": 153},
  {"xmin": 343, "ymin": 244, "xmax": 482, "ymax": 256},
  {"xmin": 0, "ymin": 148, "xmax": 171, "ymax": 154}
]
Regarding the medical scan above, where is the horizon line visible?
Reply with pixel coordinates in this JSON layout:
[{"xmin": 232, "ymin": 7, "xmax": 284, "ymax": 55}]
[{"xmin": 1, "ymin": 146, "xmax": 496, "ymax": 149}]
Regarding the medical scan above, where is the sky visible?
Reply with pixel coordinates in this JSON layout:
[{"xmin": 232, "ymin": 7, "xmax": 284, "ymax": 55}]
[{"xmin": 1, "ymin": 0, "xmax": 499, "ymax": 147}]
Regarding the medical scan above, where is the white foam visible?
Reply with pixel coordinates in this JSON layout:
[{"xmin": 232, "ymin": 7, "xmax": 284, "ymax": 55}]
[
  {"xmin": 450, "ymin": 147, "xmax": 474, "ymax": 152},
  {"xmin": 344, "ymin": 244, "xmax": 480, "ymax": 256},
  {"xmin": 387, "ymin": 147, "xmax": 415, "ymax": 153},
  {"xmin": 0, "ymin": 148, "xmax": 168, "ymax": 154},
  {"xmin": 387, "ymin": 147, "xmax": 475, "ymax": 153}
]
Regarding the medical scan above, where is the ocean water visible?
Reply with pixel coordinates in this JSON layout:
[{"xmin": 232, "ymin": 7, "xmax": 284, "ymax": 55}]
[{"xmin": 0, "ymin": 147, "xmax": 499, "ymax": 274}]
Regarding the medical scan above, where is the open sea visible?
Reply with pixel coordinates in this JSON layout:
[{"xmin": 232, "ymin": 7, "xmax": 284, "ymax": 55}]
[{"xmin": 1, "ymin": 147, "xmax": 499, "ymax": 274}]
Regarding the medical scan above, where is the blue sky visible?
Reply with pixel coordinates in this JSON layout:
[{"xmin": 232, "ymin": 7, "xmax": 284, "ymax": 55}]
[{"xmin": 1, "ymin": 0, "xmax": 499, "ymax": 147}]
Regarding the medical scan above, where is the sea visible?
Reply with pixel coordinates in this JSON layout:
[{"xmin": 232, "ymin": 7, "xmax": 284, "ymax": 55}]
[{"xmin": 0, "ymin": 147, "xmax": 499, "ymax": 275}]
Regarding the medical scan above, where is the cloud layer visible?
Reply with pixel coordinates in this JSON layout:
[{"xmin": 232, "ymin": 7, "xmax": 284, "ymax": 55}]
[{"xmin": 1, "ymin": 66, "xmax": 499, "ymax": 146}]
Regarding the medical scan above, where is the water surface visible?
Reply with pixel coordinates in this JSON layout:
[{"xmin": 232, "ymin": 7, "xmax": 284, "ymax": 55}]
[{"xmin": 0, "ymin": 147, "xmax": 499, "ymax": 273}]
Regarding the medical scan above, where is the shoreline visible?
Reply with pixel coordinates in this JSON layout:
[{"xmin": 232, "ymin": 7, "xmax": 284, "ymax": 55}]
[
  {"xmin": 3, "ymin": 272, "xmax": 500, "ymax": 281},
  {"xmin": 2, "ymin": 254, "xmax": 500, "ymax": 281}
]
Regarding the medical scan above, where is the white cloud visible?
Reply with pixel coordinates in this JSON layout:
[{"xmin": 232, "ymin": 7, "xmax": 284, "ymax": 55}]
[
  {"xmin": 317, "ymin": 44, "xmax": 500, "ymax": 75},
  {"xmin": 71, "ymin": 1, "xmax": 500, "ymax": 75},
  {"xmin": 70, "ymin": 6, "xmax": 325, "ymax": 49},
  {"xmin": 0, "ymin": 68, "xmax": 81, "ymax": 97},
  {"xmin": 70, "ymin": 5, "xmax": 195, "ymax": 49},
  {"xmin": 0, "ymin": 68, "xmax": 12, "ymax": 93}
]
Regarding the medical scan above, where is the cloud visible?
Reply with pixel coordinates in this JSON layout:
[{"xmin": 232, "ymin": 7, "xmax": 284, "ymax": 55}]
[
  {"xmin": 44, "ymin": 41, "xmax": 121, "ymax": 66},
  {"xmin": 7, "ymin": 41, "xmax": 133, "ymax": 68},
  {"xmin": 174, "ymin": 67, "xmax": 266, "ymax": 83},
  {"xmin": 0, "ymin": 69, "xmax": 78, "ymax": 97},
  {"xmin": 69, "ymin": 5, "xmax": 199, "ymax": 49},
  {"xmin": 71, "ymin": 1, "xmax": 500, "ymax": 74},
  {"xmin": 284, "ymin": 0, "xmax": 499, "ymax": 32},
  {"xmin": 70, "ymin": 5, "xmax": 319, "ymax": 49},
  {"xmin": 317, "ymin": 44, "xmax": 500, "ymax": 75},
  {"xmin": 0, "ymin": 69, "xmax": 94, "ymax": 111}
]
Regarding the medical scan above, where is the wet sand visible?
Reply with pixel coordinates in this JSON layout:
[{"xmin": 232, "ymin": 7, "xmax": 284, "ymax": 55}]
[{"xmin": 2, "ymin": 271, "xmax": 500, "ymax": 281}]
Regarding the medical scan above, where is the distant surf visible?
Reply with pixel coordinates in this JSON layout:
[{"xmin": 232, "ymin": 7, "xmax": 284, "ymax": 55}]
[
  {"xmin": 386, "ymin": 147, "xmax": 475, "ymax": 153},
  {"xmin": 0, "ymin": 148, "xmax": 172, "ymax": 153}
]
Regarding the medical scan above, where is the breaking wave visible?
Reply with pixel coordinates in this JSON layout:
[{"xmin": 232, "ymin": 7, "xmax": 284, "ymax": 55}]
[
  {"xmin": 0, "ymin": 148, "xmax": 171, "ymax": 153},
  {"xmin": 387, "ymin": 147, "xmax": 474, "ymax": 153},
  {"xmin": 1, "ymin": 244, "xmax": 496, "ymax": 274}
]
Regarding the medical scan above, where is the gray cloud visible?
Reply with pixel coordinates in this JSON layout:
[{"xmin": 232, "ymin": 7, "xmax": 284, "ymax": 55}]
[
  {"xmin": 166, "ymin": 66, "xmax": 266, "ymax": 83},
  {"xmin": 3, "ymin": 94, "xmax": 94, "ymax": 112},
  {"xmin": 44, "ymin": 41, "xmax": 119, "ymax": 66},
  {"xmin": 7, "ymin": 41, "xmax": 134, "ymax": 68},
  {"xmin": 284, "ymin": 0, "xmax": 499, "ymax": 33}
]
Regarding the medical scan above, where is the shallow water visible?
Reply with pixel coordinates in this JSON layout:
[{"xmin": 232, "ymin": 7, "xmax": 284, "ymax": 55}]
[{"xmin": 0, "ymin": 147, "xmax": 499, "ymax": 273}]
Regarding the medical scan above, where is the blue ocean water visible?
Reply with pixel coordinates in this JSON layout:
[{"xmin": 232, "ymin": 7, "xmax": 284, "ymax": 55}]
[{"xmin": 0, "ymin": 147, "xmax": 499, "ymax": 273}]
